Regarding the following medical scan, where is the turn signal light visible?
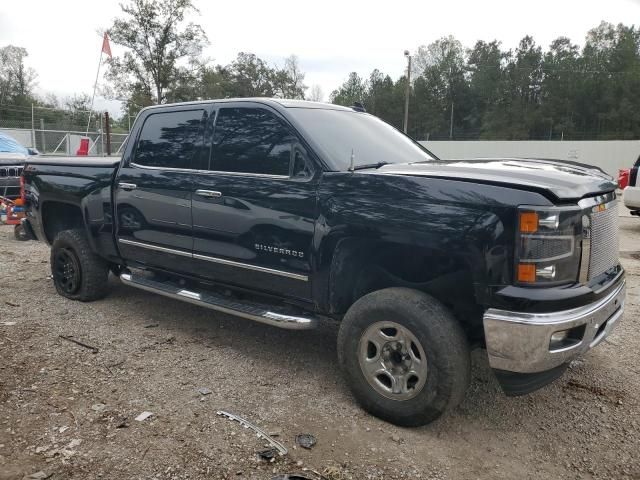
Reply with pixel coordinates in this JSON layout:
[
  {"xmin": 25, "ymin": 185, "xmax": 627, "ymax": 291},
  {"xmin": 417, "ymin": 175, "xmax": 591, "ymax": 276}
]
[
  {"xmin": 519, "ymin": 212, "xmax": 539, "ymax": 233},
  {"xmin": 517, "ymin": 263, "xmax": 536, "ymax": 283}
]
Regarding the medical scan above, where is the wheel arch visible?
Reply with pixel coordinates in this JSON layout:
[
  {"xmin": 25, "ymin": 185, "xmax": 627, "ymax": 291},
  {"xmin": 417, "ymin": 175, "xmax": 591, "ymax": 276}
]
[
  {"xmin": 41, "ymin": 201, "xmax": 87, "ymax": 244},
  {"xmin": 325, "ymin": 236, "xmax": 491, "ymax": 341}
]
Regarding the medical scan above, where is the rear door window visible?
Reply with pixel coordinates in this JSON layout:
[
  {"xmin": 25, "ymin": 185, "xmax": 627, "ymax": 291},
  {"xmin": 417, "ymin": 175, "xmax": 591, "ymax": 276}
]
[
  {"xmin": 211, "ymin": 107, "xmax": 298, "ymax": 176},
  {"xmin": 134, "ymin": 110, "xmax": 204, "ymax": 169}
]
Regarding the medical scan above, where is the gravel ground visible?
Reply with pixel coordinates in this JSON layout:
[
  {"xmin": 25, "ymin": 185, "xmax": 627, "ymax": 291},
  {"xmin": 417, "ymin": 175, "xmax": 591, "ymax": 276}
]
[{"xmin": 1, "ymin": 211, "xmax": 639, "ymax": 480}]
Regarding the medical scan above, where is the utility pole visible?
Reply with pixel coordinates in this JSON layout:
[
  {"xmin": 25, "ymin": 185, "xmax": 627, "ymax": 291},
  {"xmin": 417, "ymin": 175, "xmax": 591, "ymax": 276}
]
[
  {"xmin": 449, "ymin": 66, "xmax": 454, "ymax": 140},
  {"xmin": 403, "ymin": 50, "xmax": 412, "ymax": 134},
  {"xmin": 449, "ymin": 102, "xmax": 454, "ymax": 140}
]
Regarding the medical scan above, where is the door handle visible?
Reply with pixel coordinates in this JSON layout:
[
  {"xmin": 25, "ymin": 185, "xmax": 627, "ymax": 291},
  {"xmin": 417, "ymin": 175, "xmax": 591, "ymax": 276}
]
[
  {"xmin": 118, "ymin": 182, "xmax": 137, "ymax": 191},
  {"xmin": 195, "ymin": 189, "xmax": 222, "ymax": 198}
]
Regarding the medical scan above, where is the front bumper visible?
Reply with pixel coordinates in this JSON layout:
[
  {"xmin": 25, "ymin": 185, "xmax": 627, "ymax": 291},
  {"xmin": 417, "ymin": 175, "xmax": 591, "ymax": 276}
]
[{"xmin": 483, "ymin": 277, "xmax": 625, "ymax": 374}]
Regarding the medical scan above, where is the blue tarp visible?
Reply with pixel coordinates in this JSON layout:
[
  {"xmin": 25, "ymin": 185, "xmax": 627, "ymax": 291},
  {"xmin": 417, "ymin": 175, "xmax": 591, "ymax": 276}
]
[{"xmin": 0, "ymin": 132, "xmax": 29, "ymax": 155}]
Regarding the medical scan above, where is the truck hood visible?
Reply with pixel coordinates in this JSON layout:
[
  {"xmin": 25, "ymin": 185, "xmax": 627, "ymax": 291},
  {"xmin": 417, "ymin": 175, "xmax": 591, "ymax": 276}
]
[{"xmin": 374, "ymin": 158, "xmax": 617, "ymax": 201}]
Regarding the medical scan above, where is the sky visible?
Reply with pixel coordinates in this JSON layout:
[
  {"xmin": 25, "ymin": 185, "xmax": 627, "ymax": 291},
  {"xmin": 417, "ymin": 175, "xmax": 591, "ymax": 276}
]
[{"xmin": 1, "ymin": 0, "xmax": 639, "ymax": 119}]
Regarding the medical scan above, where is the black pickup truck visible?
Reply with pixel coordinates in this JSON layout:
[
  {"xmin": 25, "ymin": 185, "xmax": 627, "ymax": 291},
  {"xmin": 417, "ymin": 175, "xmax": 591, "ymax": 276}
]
[{"xmin": 21, "ymin": 99, "xmax": 625, "ymax": 426}]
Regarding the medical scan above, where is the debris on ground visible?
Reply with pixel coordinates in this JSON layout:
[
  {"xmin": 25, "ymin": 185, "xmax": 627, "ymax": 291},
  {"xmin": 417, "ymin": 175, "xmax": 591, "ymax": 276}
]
[
  {"xmin": 91, "ymin": 403, "xmax": 107, "ymax": 412},
  {"xmin": 134, "ymin": 411, "xmax": 154, "ymax": 422},
  {"xmin": 295, "ymin": 433, "xmax": 317, "ymax": 450},
  {"xmin": 144, "ymin": 323, "xmax": 159, "ymax": 328},
  {"xmin": 0, "ymin": 321, "xmax": 17, "ymax": 326},
  {"xmin": 217, "ymin": 410, "xmax": 288, "ymax": 456},
  {"xmin": 4, "ymin": 301, "xmax": 19, "ymax": 307},
  {"xmin": 197, "ymin": 387, "xmax": 212, "ymax": 395},
  {"xmin": 59, "ymin": 335, "xmax": 99, "ymax": 353},
  {"xmin": 256, "ymin": 447, "xmax": 278, "ymax": 462},
  {"xmin": 115, "ymin": 417, "xmax": 129, "ymax": 428},
  {"xmin": 271, "ymin": 474, "xmax": 315, "ymax": 480},
  {"xmin": 27, "ymin": 471, "xmax": 51, "ymax": 479}
]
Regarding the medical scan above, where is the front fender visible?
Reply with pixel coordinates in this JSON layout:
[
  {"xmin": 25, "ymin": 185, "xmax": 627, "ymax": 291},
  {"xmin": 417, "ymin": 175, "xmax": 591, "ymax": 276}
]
[{"xmin": 312, "ymin": 172, "xmax": 553, "ymax": 313}]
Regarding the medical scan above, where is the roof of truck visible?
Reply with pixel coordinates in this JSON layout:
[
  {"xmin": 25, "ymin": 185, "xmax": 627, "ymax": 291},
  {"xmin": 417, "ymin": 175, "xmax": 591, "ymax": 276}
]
[{"xmin": 141, "ymin": 98, "xmax": 354, "ymax": 112}]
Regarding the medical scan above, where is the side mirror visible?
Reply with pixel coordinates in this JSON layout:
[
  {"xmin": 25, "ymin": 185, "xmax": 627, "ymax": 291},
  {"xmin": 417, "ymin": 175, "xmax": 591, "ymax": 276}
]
[{"xmin": 27, "ymin": 148, "xmax": 39, "ymax": 156}]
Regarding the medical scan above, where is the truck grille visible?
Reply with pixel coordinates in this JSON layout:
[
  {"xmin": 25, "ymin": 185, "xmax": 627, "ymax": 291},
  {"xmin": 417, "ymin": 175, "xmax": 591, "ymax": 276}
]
[
  {"xmin": 588, "ymin": 201, "xmax": 619, "ymax": 279},
  {"xmin": 0, "ymin": 165, "xmax": 23, "ymax": 178}
]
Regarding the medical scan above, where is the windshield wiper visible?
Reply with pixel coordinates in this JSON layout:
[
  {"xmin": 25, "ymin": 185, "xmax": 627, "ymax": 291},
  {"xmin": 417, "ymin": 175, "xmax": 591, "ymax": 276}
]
[{"xmin": 349, "ymin": 161, "xmax": 390, "ymax": 171}]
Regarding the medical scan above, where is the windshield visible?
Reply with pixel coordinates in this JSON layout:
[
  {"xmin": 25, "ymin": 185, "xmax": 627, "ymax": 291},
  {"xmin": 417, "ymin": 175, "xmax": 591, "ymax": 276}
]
[{"xmin": 287, "ymin": 108, "xmax": 436, "ymax": 170}]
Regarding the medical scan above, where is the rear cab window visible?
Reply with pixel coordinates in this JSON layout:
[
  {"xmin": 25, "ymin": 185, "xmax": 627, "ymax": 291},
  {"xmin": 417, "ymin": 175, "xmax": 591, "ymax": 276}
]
[{"xmin": 133, "ymin": 109, "xmax": 205, "ymax": 169}]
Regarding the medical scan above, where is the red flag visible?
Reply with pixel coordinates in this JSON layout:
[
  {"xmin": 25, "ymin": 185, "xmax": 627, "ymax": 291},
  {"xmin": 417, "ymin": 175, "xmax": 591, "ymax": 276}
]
[{"xmin": 101, "ymin": 32, "xmax": 112, "ymax": 58}]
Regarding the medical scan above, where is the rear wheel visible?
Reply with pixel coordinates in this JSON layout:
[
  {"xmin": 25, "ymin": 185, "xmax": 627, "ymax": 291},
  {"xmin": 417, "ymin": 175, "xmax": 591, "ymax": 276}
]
[
  {"xmin": 50, "ymin": 229, "xmax": 109, "ymax": 301},
  {"xmin": 337, "ymin": 287, "xmax": 470, "ymax": 427}
]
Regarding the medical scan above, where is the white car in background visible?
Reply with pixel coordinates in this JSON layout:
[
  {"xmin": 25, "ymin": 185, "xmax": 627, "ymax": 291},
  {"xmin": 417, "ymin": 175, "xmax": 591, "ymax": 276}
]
[{"xmin": 623, "ymin": 155, "xmax": 640, "ymax": 217}]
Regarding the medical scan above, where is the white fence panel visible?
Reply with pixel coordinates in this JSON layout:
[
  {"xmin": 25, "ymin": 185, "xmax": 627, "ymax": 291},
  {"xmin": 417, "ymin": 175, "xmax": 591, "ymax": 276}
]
[{"xmin": 0, "ymin": 128, "xmax": 34, "ymax": 148}]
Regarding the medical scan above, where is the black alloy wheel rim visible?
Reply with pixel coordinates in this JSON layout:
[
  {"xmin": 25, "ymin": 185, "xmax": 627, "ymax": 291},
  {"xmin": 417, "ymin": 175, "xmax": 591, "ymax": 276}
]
[{"xmin": 53, "ymin": 248, "xmax": 81, "ymax": 294}]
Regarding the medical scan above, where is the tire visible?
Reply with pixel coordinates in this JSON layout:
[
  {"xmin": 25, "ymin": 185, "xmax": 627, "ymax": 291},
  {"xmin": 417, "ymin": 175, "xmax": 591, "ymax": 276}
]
[
  {"xmin": 14, "ymin": 224, "xmax": 29, "ymax": 241},
  {"xmin": 337, "ymin": 287, "xmax": 470, "ymax": 427},
  {"xmin": 50, "ymin": 229, "xmax": 109, "ymax": 301}
]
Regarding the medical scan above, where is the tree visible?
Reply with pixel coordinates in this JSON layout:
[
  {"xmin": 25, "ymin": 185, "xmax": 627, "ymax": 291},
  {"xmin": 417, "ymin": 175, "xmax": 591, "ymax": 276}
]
[
  {"xmin": 308, "ymin": 84, "xmax": 324, "ymax": 102},
  {"xmin": 0, "ymin": 45, "xmax": 37, "ymax": 106},
  {"xmin": 106, "ymin": 0, "xmax": 208, "ymax": 105},
  {"xmin": 466, "ymin": 40, "xmax": 507, "ymax": 136},
  {"xmin": 330, "ymin": 72, "xmax": 367, "ymax": 106},
  {"xmin": 226, "ymin": 52, "xmax": 276, "ymax": 97},
  {"xmin": 540, "ymin": 37, "xmax": 581, "ymax": 138},
  {"xmin": 273, "ymin": 55, "xmax": 307, "ymax": 99},
  {"xmin": 412, "ymin": 36, "xmax": 469, "ymax": 138}
]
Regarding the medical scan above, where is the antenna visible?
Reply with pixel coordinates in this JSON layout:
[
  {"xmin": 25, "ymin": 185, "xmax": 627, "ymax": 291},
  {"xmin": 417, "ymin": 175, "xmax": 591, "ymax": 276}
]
[{"xmin": 348, "ymin": 149, "xmax": 355, "ymax": 172}]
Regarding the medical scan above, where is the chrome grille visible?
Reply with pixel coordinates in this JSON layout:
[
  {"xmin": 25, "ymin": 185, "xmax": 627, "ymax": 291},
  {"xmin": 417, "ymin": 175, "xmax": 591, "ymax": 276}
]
[
  {"xmin": 588, "ymin": 201, "xmax": 619, "ymax": 279},
  {"xmin": 0, "ymin": 165, "xmax": 24, "ymax": 178}
]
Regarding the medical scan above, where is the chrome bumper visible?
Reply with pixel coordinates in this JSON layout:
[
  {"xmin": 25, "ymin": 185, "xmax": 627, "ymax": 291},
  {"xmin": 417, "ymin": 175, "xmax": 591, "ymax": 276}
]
[{"xmin": 483, "ymin": 280, "xmax": 625, "ymax": 373}]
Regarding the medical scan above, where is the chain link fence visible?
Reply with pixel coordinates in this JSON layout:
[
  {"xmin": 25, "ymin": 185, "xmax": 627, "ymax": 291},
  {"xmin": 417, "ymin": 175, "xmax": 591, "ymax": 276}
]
[{"xmin": 0, "ymin": 104, "xmax": 131, "ymax": 156}]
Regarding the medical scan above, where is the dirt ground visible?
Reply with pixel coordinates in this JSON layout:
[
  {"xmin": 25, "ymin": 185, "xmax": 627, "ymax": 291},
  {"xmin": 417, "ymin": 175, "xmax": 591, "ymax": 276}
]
[{"xmin": 1, "ymin": 210, "xmax": 639, "ymax": 480}]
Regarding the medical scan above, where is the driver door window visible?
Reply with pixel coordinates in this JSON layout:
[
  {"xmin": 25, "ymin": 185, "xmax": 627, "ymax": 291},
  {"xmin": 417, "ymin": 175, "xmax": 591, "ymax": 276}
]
[{"xmin": 211, "ymin": 107, "xmax": 310, "ymax": 178}]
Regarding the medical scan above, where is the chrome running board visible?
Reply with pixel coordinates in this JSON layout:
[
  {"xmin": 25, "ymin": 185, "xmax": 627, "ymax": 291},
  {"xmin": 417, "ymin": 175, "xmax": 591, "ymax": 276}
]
[{"xmin": 119, "ymin": 272, "xmax": 317, "ymax": 330}]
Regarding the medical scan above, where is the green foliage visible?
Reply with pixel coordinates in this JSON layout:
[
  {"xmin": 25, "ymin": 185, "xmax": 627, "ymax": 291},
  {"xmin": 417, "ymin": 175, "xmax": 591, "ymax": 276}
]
[
  {"xmin": 105, "ymin": 0, "xmax": 208, "ymax": 105},
  {"xmin": 1, "ymin": 15, "xmax": 639, "ymax": 141},
  {"xmin": 331, "ymin": 22, "xmax": 640, "ymax": 140},
  {"xmin": 0, "ymin": 45, "xmax": 37, "ymax": 107}
]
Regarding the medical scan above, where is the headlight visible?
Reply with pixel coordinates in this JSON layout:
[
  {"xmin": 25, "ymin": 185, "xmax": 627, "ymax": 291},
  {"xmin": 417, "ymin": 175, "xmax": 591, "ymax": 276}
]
[{"xmin": 516, "ymin": 206, "xmax": 582, "ymax": 285}]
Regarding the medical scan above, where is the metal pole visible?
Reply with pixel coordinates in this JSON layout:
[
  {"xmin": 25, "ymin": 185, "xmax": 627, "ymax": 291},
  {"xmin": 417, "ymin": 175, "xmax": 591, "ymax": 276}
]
[
  {"xmin": 449, "ymin": 102, "xmax": 454, "ymax": 139},
  {"xmin": 40, "ymin": 118, "xmax": 46, "ymax": 153},
  {"xmin": 99, "ymin": 114, "xmax": 104, "ymax": 156},
  {"xmin": 403, "ymin": 54, "xmax": 412, "ymax": 134},
  {"xmin": 449, "ymin": 66, "xmax": 454, "ymax": 140},
  {"xmin": 31, "ymin": 104, "xmax": 35, "ymax": 148},
  {"xmin": 105, "ymin": 112, "xmax": 112, "ymax": 156},
  {"xmin": 86, "ymin": 50, "xmax": 104, "ymax": 135}
]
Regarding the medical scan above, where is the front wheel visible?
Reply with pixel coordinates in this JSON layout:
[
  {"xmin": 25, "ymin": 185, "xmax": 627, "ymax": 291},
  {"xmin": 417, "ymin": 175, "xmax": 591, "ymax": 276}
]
[
  {"xmin": 337, "ymin": 287, "xmax": 470, "ymax": 427},
  {"xmin": 50, "ymin": 229, "xmax": 109, "ymax": 301}
]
